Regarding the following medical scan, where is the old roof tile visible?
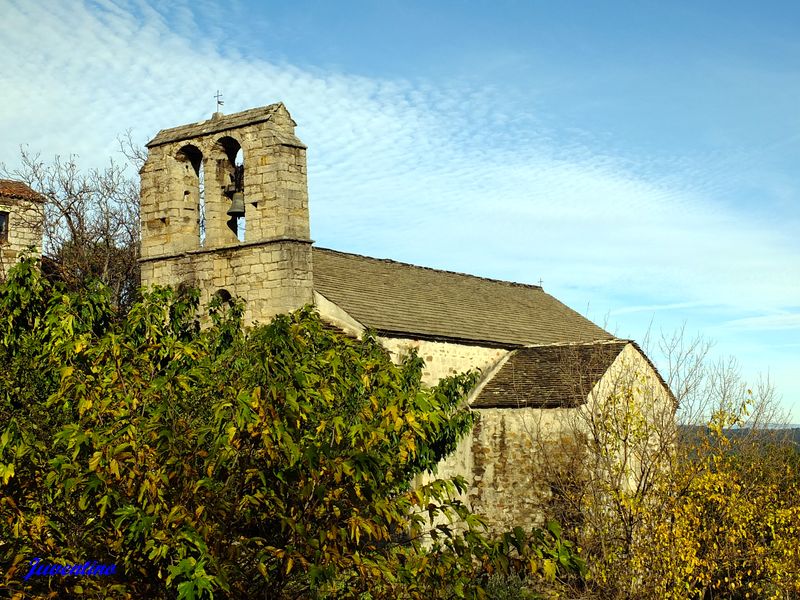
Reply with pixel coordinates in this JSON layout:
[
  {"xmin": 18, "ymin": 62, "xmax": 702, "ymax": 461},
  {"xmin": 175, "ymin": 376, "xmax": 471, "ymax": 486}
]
[
  {"xmin": 472, "ymin": 341, "xmax": 628, "ymax": 408},
  {"xmin": 312, "ymin": 247, "xmax": 612, "ymax": 347},
  {"xmin": 0, "ymin": 180, "xmax": 44, "ymax": 203}
]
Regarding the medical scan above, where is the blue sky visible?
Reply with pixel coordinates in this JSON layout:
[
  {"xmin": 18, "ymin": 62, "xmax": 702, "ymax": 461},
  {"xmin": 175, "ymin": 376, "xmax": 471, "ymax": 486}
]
[{"xmin": 1, "ymin": 0, "xmax": 798, "ymax": 419}]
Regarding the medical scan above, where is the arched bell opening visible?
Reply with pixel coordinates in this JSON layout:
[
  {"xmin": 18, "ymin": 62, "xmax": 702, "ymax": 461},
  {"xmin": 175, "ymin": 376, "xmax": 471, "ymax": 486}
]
[
  {"xmin": 175, "ymin": 144, "xmax": 205, "ymax": 246},
  {"xmin": 215, "ymin": 136, "xmax": 245, "ymax": 242}
]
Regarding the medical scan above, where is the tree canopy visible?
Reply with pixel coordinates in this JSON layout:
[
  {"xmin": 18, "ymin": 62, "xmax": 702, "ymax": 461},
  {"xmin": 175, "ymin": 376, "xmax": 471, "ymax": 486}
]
[
  {"xmin": 1, "ymin": 145, "xmax": 141, "ymax": 312},
  {"xmin": 0, "ymin": 259, "xmax": 583, "ymax": 599}
]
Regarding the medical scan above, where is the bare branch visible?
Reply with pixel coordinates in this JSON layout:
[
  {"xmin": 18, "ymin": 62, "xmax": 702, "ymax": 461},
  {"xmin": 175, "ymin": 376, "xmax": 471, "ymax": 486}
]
[{"xmin": 1, "ymin": 142, "xmax": 143, "ymax": 311}]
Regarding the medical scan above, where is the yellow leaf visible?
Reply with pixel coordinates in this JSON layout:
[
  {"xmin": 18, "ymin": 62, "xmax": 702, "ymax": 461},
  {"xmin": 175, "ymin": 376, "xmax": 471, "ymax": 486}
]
[
  {"xmin": 88, "ymin": 451, "xmax": 102, "ymax": 472},
  {"xmin": 0, "ymin": 462, "xmax": 15, "ymax": 485},
  {"xmin": 529, "ymin": 557, "xmax": 538, "ymax": 573},
  {"xmin": 543, "ymin": 559, "xmax": 556, "ymax": 581}
]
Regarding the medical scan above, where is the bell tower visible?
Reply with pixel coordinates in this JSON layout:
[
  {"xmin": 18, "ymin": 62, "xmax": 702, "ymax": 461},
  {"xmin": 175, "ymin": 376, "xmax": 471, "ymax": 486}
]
[{"xmin": 139, "ymin": 103, "xmax": 313, "ymax": 323}]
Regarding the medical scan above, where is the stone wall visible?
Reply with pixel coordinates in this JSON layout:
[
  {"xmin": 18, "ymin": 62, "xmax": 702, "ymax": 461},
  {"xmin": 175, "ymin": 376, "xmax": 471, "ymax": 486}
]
[
  {"xmin": 469, "ymin": 406, "xmax": 578, "ymax": 531},
  {"xmin": 585, "ymin": 343, "xmax": 676, "ymax": 493},
  {"xmin": 378, "ymin": 336, "xmax": 510, "ymax": 512},
  {"xmin": 314, "ymin": 300, "xmax": 672, "ymax": 534},
  {"xmin": 379, "ymin": 337, "xmax": 508, "ymax": 387},
  {"xmin": 591, "ymin": 343, "xmax": 674, "ymax": 423},
  {"xmin": 140, "ymin": 238, "xmax": 312, "ymax": 325}
]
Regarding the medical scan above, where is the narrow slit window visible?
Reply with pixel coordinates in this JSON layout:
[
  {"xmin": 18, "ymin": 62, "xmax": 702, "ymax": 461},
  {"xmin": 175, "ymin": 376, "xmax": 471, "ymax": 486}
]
[
  {"xmin": 235, "ymin": 148, "xmax": 245, "ymax": 242},
  {"xmin": 0, "ymin": 211, "xmax": 8, "ymax": 244}
]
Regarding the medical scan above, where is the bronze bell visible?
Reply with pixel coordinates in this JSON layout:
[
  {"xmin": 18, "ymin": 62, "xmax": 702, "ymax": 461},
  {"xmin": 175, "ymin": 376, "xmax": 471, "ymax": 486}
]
[{"xmin": 227, "ymin": 192, "xmax": 245, "ymax": 217}]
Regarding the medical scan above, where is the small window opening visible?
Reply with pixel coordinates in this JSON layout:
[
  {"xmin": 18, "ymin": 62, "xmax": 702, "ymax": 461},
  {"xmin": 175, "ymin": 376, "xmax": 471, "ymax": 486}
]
[
  {"xmin": 214, "ymin": 288, "xmax": 233, "ymax": 306},
  {"xmin": 0, "ymin": 211, "xmax": 8, "ymax": 244}
]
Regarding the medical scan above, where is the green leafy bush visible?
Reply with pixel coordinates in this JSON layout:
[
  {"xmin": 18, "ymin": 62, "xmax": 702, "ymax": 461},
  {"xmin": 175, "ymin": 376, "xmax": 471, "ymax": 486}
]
[{"xmin": 0, "ymin": 259, "xmax": 584, "ymax": 599}]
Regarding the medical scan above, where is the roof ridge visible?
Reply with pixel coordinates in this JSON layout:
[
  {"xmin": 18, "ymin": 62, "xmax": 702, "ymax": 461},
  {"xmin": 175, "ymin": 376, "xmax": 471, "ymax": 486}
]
[
  {"xmin": 314, "ymin": 246, "xmax": 543, "ymax": 290},
  {"xmin": 147, "ymin": 103, "xmax": 283, "ymax": 147},
  {"xmin": 519, "ymin": 339, "xmax": 629, "ymax": 349}
]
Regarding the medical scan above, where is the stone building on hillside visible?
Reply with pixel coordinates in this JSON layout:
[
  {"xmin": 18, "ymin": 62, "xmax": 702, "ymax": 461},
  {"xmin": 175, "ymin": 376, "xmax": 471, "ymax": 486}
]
[
  {"xmin": 3, "ymin": 103, "xmax": 675, "ymax": 531},
  {"xmin": 0, "ymin": 180, "xmax": 44, "ymax": 280},
  {"xmin": 138, "ymin": 103, "xmax": 675, "ymax": 529},
  {"xmin": 137, "ymin": 103, "xmax": 676, "ymax": 530}
]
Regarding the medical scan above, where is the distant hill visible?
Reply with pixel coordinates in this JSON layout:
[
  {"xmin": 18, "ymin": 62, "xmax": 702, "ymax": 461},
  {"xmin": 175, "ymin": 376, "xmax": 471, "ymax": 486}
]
[{"xmin": 678, "ymin": 425, "xmax": 800, "ymax": 448}]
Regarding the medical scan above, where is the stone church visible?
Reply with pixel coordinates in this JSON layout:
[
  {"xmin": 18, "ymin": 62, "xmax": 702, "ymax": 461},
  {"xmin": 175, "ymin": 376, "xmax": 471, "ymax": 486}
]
[{"xmin": 2, "ymin": 103, "xmax": 673, "ymax": 530}]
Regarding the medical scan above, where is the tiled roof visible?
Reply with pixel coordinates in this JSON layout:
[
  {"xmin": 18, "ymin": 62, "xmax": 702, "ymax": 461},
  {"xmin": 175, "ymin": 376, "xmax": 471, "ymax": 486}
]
[
  {"xmin": 147, "ymin": 104, "xmax": 288, "ymax": 148},
  {"xmin": 312, "ymin": 247, "xmax": 612, "ymax": 347},
  {"xmin": 0, "ymin": 180, "xmax": 44, "ymax": 203},
  {"xmin": 472, "ymin": 340, "xmax": 628, "ymax": 408}
]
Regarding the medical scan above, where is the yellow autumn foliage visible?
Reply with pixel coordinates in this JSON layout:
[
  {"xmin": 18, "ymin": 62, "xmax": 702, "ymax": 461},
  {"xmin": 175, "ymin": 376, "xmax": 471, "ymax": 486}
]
[
  {"xmin": 632, "ymin": 424, "xmax": 800, "ymax": 599},
  {"xmin": 539, "ymin": 357, "xmax": 800, "ymax": 599}
]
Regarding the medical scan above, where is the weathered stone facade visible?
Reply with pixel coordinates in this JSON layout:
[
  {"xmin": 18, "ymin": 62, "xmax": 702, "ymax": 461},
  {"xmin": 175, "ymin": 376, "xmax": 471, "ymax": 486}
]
[
  {"xmin": 139, "ymin": 104, "xmax": 312, "ymax": 321},
  {"xmin": 469, "ymin": 407, "xmax": 565, "ymax": 531},
  {"xmin": 139, "ymin": 240, "xmax": 312, "ymax": 325},
  {"xmin": 377, "ymin": 337, "xmax": 509, "ymax": 511},
  {"xmin": 380, "ymin": 337, "xmax": 507, "ymax": 387},
  {"xmin": 465, "ymin": 343, "xmax": 673, "ymax": 531}
]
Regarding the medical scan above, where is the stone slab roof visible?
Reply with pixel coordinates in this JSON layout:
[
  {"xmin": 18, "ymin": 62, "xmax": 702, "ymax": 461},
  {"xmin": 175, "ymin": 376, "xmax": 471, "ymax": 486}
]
[
  {"xmin": 0, "ymin": 180, "xmax": 44, "ymax": 203},
  {"xmin": 472, "ymin": 340, "xmax": 628, "ymax": 408},
  {"xmin": 147, "ymin": 104, "xmax": 284, "ymax": 148},
  {"xmin": 312, "ymin": 247, "xmax": 612, "ymax": 347}
]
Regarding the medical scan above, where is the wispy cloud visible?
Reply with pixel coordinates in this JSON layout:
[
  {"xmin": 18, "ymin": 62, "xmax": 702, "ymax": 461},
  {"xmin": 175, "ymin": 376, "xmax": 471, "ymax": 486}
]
[
  {"xmin": 611, "ymin": 301, "xmax": 717, "ymax": 316},
  {"xmin": 2, "ymin": 0, "xmax": 798, "ymax": 412},
  {"xmin": 722, "ymin": 312, "xmax": 800, "ymax": 332}
]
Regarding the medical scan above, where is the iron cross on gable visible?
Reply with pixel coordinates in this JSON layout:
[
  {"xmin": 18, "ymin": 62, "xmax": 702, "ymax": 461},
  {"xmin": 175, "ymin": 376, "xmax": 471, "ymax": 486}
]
[{"xmin": 214, "ymin": 90, "xmax": 224, "ymax": 111}]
